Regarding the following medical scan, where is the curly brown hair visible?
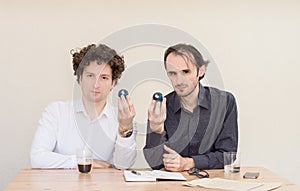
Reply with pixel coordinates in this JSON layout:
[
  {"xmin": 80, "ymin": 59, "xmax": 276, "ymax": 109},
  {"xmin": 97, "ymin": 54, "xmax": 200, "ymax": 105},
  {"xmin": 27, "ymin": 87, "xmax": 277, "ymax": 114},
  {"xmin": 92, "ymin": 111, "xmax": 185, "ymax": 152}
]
[{"xmin": 71, "ymin": 44, "xmax": 125, "ymax": 83}]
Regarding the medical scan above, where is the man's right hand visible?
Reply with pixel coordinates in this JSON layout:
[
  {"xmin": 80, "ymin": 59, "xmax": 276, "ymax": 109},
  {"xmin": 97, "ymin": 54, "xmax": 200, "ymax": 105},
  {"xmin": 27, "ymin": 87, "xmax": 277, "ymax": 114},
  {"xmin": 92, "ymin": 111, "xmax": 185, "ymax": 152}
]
[
  {"xmin": 148, "ymin": 98, "xmax": 166, "ymax": 134},
  {"xmin": 93, "ymin": 160, "xmax": 112, "ymax": 168}
]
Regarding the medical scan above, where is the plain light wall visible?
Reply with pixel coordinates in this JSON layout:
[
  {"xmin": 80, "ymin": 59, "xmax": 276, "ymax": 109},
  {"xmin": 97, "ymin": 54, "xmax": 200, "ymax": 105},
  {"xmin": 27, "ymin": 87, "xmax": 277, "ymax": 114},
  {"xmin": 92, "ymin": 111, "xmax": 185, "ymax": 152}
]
[{"xmin": 1, "ymin": 0, "xmax": 300, "ymax": 189}]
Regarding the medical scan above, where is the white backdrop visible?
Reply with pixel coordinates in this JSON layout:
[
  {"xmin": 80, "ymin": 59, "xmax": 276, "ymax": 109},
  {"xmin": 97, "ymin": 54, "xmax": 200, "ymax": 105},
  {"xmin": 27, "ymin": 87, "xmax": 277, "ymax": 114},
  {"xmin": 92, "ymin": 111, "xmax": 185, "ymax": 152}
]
[{"xmin": 1, "ymin": 0, "xmax": 300, "ymax": 189}]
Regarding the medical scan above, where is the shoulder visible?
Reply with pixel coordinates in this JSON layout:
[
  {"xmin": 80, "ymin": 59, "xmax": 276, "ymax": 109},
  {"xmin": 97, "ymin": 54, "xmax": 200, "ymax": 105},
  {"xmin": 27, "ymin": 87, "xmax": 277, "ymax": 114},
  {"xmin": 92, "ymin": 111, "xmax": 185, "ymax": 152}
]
[
  {"xmin": 206, "ymin": 87, "xmax": 235, "ymax": 100},
  {"xmin": 165, "ymin": 91, "xmax": 176, "ymax": 102},
  {"xmin": 45, "ymin": 100, "xmax": 72, "ymax": 109},
  {"xmin": 43, "ymin": 100, "xmax": 73, "ymax": 115},
  {"xmin": 205, "ymin": 86, "xmax": 237, "ymax": 109},
  {"xmin": 165, "ymin": 91, "xmax": 177, "ymax": 106}
]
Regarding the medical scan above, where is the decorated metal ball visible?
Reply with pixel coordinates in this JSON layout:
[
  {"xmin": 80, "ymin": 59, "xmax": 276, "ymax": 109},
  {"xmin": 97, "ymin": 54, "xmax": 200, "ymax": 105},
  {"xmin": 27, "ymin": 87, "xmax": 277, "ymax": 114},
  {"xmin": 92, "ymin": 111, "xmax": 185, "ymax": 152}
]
[{"xmin": 118, "ymin": 89, "xmax": 128, "ymax": 98}]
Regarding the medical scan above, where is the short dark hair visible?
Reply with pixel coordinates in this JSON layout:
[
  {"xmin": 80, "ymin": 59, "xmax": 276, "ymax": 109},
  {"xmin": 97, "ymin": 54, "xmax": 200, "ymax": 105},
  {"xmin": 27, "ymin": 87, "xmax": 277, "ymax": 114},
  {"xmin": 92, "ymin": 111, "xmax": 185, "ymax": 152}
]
[
  {"xmin": 164, "ymin": 43, "xmax": 209, "ymax": 80},
  {"xmin": 71, "ymin": 44, "xmax": 125, "ymax": 83}
]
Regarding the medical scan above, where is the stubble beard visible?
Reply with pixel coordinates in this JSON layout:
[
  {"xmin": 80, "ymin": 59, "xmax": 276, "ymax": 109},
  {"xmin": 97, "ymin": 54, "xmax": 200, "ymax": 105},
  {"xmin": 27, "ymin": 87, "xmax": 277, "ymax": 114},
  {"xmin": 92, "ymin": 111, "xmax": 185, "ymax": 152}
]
[{"xmin": 176, "ymin": 82, "xmax": 199, "ymax": 98}]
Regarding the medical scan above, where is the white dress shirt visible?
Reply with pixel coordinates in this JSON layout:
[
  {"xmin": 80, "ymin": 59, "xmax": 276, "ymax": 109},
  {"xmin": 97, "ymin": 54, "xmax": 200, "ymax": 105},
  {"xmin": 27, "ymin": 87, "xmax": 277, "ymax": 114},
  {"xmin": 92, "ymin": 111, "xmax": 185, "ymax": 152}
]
[{"xmin": 30, "ymin": 99, "xmax": 136, "ymax": 169}]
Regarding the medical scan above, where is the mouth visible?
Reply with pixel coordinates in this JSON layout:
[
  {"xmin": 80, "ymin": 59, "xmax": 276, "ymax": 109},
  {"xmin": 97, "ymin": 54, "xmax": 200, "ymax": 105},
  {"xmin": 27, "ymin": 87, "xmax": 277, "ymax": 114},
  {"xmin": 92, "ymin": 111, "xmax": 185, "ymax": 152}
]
[
  {"xmin": 92, "ymin": 91, "xmax": 101, "ymax": 95},
  {"xmin": 175, "ymin": 85, "xmax": 187, "ymax": 91}
]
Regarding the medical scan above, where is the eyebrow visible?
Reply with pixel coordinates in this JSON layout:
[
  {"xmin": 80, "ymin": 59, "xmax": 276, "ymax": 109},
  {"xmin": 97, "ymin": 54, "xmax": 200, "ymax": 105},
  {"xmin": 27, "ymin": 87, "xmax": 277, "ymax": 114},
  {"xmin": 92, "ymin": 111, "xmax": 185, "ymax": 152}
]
[
  {"xmin": 84, "ymin": 71, "xmax": 95, "ymax": 75},
  {"xmin": 84, "ymin": 70, "xmax": 111, "ymax": 76},
  {"xmin": 167, "ymin": 68, "xmax": 191, "ymax": 72},
  {"xmin": 99, "ymin": 74, "xmax": 111, "ymax": 77}
]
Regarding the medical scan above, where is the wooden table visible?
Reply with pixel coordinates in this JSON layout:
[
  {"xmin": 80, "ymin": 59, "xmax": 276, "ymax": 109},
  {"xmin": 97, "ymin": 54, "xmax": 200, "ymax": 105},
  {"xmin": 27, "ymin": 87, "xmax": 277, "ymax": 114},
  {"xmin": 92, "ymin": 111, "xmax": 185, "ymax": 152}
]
[{"xmin": 4, "ymin": 167, "xmax": 299, "ymax": 191}]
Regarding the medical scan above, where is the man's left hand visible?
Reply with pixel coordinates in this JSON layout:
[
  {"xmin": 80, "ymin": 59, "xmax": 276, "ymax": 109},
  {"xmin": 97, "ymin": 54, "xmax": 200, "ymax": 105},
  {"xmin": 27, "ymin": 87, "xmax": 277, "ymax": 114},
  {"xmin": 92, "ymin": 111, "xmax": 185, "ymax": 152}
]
[
  {"xmin": 163, "ymin": 145, "xmax": 194, "ymax": 172},
  {"xmin": 118, "ymin": 95, "xmax": 135, "ymax": 135}
]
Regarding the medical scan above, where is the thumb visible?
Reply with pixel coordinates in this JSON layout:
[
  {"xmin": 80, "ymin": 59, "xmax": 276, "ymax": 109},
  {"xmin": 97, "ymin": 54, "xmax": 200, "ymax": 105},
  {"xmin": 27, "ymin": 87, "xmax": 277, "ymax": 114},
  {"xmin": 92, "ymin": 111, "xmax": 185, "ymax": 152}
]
[{"xmin": 164, "ymin": 145, "xmax": 177, "ymax": 154}]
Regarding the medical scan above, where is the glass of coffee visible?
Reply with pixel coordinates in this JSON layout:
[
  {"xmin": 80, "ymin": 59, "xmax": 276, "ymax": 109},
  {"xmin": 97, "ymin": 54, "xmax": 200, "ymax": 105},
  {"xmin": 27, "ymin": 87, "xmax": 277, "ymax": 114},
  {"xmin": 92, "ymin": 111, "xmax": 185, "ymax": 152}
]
[{"xmin": 76, "ymin": 148, "xmax": 93, "ymax": 174}]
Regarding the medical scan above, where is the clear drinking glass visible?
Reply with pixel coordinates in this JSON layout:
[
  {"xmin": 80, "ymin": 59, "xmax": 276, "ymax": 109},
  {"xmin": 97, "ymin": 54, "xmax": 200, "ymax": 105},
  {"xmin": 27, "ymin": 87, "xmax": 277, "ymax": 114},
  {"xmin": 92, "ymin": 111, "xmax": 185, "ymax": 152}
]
[
  {"xmin": 223, "ymin": 151, "xmax": 241, "ymax": 173},
  {"xmin": 76, "ymin": 148, "xmax": 93, "ymax": 174}
]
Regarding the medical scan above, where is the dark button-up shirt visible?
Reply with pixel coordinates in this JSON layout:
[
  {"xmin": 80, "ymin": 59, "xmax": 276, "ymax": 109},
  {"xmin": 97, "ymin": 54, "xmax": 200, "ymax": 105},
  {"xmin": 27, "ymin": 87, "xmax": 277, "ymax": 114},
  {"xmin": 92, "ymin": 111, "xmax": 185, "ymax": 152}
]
[{"xmin": 143, "ymin": 84, "xmax": 238, "ymax": 170}]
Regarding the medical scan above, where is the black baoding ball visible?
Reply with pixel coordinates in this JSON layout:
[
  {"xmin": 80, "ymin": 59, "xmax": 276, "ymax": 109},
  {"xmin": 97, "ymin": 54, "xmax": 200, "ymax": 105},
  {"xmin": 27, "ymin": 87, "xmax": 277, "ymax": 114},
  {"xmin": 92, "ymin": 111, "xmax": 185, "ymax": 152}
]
[{"xmin": 153, "ymin": 92, "xmax": 163, "ymax": 102}]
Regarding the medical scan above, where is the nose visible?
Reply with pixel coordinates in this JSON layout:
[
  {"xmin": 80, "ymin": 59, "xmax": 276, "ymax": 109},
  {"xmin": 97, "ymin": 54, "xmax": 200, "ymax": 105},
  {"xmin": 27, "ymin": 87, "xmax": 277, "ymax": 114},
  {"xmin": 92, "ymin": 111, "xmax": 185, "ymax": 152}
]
[
  {"xmin": 94, "ymin": 77, "xmax": 101, "ymax": 88},
  {"xmin": 175, "ymin": 73, "xmax": 185, "ymax": 84}
]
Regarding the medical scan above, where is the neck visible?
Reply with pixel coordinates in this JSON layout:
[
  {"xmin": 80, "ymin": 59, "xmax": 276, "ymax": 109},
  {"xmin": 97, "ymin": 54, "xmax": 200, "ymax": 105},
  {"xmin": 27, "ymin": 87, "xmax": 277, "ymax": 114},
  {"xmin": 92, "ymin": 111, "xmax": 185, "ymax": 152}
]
[
  {"xmin": 180, "ymin": 85, "xmax": 199, "ymax": 112},
  {"xmin": 82, "ymin": 99, "xmax": 106, "ymax": 119}
]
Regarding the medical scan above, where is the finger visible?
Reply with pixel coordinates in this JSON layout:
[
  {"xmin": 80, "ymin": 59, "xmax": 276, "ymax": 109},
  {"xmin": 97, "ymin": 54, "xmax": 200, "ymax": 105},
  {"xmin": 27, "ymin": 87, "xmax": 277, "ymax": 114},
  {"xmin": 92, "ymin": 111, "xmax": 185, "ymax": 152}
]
[
  {"xmin": 121, "ymin": 95, "xmax": 129, "ymax": 110},
  {"xmin": 154, "ymin": 101, "xmax": 161, "ymax": 115},
  {"xmin": 163, "ymin": 153, "xmax": 176, "ymax": 159},
  {"xmin": 163, "ymin": 154, "xmax": 178, "ymax": 163},
  {"xmin": 126, "ymin": 96, "xmax": 136, "ymax": 115},
  {"xmin": 148, "ymin": 100, "xmax": 155, "ymax": 116},
  {"xmin": 161, "ymin": 98, "xmax": 167, "ymax": 118},
  {"xmin": 163, "ymin": 154, "xmax": 173, "ymax": 161},
  {"xmin": 93, "ymin": 160, "xmax": 112, "ymax": 168},
  {"xmin": 164, "ymin": 163, "xmax": 179, "ymax": 171},
  {"xmin": 118, "ymin": 97, "xmax": 124, "ymax": 112},
  {"xmin": 120, "ymin": 96, "xmax": 131, "ymax": 114},
  {"xmin": 164, "ymin": 145, "xmax": 177, "ymax": 154},
  {"xmin": 164, "ymin": 162, "xmax": 179, "ymax": 169}
]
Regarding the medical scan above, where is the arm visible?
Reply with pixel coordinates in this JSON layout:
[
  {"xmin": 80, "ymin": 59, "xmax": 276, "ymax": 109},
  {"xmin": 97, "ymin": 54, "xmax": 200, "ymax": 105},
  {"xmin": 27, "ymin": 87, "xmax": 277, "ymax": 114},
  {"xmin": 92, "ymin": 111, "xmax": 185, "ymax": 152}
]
[
  {"xmin": 113, "ymin": 123, "xmax": 137, "ymax": 169},
  {"xmin": 161, "ymin": 93, "xmax": 238, "ymax": 171},
  {"xmin": 113, "ymin": 96, "xmax": 136, "ymax": 169},
  {"xmin": 143, "ymin": 122, "xmax": 166, "ymax": 169},
  {"xmin": 192, "ymin": 93, "xmax": 238, "ymax": 169},
  {"xmin": 143, "ymin": 98, "xmax": 167, "ymax": 170},
  {"xmin": 30, "ymin": 103, "xmax": 76, "ymax": 168}
]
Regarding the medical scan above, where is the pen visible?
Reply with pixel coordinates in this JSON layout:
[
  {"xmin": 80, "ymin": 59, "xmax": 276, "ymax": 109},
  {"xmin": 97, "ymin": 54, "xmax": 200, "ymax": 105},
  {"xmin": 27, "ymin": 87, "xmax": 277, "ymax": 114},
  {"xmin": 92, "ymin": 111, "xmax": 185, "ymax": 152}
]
[{"xmin": 131, "ymin": 170, "xmax": 141, "ymax": 175}]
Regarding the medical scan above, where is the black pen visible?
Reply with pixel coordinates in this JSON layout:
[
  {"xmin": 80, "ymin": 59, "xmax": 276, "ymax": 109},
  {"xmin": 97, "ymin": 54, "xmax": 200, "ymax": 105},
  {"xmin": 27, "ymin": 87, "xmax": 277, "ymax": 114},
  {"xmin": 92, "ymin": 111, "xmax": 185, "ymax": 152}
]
[{"xmin": 131, "ymin": 170, "xmax": 141, "ymax": 175}]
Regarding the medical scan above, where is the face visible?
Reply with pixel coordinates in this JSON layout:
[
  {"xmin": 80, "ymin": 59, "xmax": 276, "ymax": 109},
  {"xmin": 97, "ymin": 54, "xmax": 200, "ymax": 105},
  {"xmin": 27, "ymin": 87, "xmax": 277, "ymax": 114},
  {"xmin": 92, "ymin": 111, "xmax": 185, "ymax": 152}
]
[
  {"xmin": 165, "ymin": 52, "xmax": 205, "ymax": 98},
  {"xmin": 80, "ymin": 61, "xmax": 115, "ymax": 104}
]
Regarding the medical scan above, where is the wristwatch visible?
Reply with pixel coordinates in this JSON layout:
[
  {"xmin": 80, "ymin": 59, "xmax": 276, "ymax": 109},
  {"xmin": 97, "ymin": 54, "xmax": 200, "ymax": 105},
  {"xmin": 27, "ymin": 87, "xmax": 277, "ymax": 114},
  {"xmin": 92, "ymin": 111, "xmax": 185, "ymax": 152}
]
[{"xmin": 122, "ymin": 129, "xmax": 133, "ymax": 138}]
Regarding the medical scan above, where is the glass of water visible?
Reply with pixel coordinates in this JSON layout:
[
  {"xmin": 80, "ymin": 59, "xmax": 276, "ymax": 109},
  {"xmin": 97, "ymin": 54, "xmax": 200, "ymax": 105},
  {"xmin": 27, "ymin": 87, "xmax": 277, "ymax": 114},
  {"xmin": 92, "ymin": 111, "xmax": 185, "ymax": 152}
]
[{"xmin": 223, "ymin": 151, "xmax": 241, "ymax": 173}]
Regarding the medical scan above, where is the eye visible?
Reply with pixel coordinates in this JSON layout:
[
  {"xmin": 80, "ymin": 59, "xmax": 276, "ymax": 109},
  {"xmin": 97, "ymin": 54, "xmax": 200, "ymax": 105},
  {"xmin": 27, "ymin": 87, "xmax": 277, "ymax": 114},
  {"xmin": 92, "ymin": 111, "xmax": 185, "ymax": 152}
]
[
  {"xmin": 182, "ymin": 69, "xmax": 191, "ymax": 74},
  {"xmin": 102, "ymin": 76, "xmax": 110, "ymax": 80},
  {"xmin": 167, "ymin": 71, "xmax": 177, "ymax": 76},
  {"xmin": 87, "ymin": 74, "xmax": 93, "ymax": 78}
]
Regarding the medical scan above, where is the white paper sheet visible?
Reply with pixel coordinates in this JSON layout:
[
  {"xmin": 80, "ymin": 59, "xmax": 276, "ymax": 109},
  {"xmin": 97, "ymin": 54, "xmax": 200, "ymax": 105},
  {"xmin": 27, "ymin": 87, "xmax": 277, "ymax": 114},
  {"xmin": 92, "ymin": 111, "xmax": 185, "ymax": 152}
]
[
  {"xmin": 183, "ymin": 178, "xmax": 281, "ymax": 191},
  {"xmin": 123, "ymin": 170, "xmax": 186, "ymax": 182}
]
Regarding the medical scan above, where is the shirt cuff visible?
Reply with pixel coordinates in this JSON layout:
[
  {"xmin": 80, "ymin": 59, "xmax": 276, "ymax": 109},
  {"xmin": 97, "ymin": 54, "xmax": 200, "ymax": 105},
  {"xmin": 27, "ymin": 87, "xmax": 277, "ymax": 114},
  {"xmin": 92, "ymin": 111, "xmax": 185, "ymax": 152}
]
[
  {"xmin": 116, "ymin": 130, "xmax": 135, "ymax": 147},
  {"xmin": 147, "ymin": 131, "xmax": 166, "ymax": 148},
  {"xmin": 70, "ymin": 155, "xmax": 77, "ymax": 168},
  {"xmin": 192, "ymin": 155, "xmax": 209, "ymax": 170}
]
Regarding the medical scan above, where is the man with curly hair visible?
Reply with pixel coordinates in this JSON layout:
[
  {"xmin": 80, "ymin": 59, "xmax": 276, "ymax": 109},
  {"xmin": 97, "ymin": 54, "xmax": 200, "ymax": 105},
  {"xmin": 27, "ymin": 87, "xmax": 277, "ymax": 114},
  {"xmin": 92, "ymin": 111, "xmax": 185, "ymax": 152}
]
[{"xmin": 31, "ymin": 44, "xmax": 136, "ymax": 169}]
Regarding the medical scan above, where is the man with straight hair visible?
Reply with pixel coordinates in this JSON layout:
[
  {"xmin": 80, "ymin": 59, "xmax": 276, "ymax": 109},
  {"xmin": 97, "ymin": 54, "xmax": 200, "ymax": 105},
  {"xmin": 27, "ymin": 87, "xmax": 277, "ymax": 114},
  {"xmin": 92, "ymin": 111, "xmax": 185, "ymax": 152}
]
[{"xmin": 144, "ymin": 43, "xmax": 238, "ymax": 171}]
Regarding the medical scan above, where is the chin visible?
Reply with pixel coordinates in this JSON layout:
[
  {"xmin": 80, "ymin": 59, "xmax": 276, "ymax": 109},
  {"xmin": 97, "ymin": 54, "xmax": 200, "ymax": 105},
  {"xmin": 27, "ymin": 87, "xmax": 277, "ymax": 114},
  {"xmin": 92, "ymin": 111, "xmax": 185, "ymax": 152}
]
[
  {"xmin": 175, "ymin": 90, "xmax": 185, "ymax": 96},
  {"xmin": 176, "ymin": 91, "xmax": 191, "ymax": 98},
  {"xmin": 93, "ymin": 98, "xmax": 103, "ymax": 103}
]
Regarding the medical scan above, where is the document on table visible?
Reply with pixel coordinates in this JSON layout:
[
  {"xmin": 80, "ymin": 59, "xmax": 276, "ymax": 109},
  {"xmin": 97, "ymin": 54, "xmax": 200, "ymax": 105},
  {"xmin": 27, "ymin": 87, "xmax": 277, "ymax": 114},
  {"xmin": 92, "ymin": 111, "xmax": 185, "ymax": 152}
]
[
  {"xmin": 123, "ymin": 170, "xmax": 186, "ymax": 182},
  {"xmin": 183, "ymin": 178, "xmax": 281, "ymax": 191}
]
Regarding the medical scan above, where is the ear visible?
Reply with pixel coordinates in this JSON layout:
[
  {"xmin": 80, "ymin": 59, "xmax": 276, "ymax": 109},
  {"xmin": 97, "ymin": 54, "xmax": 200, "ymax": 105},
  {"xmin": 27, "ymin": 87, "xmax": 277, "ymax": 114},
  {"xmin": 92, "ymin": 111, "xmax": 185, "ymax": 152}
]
[
  {"xmin": 78, "ymin": 75, "xmax": 82, "ymax": 85},
  {"xmin": 198, "ymin": 65, "xmax": 206, "ymax": 78},
  {"xmin": 112, "ymin": 79, "xmax": 116, "ymax": 87}
]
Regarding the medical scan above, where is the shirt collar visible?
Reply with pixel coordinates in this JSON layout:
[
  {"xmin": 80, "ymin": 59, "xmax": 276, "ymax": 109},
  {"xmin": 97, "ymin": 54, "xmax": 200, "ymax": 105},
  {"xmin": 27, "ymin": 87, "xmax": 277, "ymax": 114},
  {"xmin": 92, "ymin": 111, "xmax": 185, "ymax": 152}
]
[
  {"xmin": 73, "ymin": 99, "xmax": 110, "ymax": 119},
  {"xmin": 174, "ymin": 83, "xmax": 209, "ymax": 113},
  {"xmin": 198, "ymin": 83, "xmax": 209, "ymax": 109}
]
